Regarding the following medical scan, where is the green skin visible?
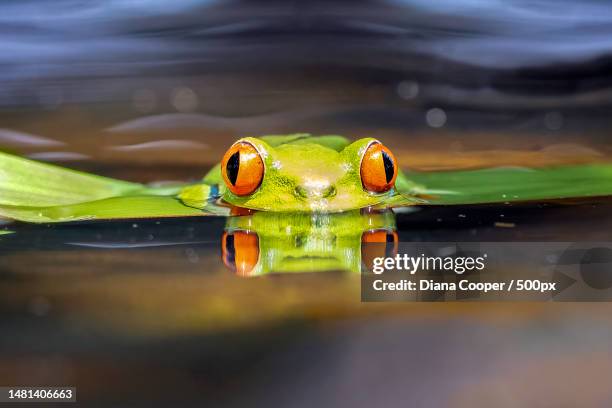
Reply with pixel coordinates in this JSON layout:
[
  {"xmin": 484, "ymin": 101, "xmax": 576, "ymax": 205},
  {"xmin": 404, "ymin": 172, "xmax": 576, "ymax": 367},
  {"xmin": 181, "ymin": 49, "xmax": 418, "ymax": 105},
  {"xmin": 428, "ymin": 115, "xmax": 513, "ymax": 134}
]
[
  {"xmin": 181, "ymin": 134, "xmax": 420, "ymax": 213},
  {"xmin": 225, "ymin": 209, "xmax": 396, "ymax": 275}
]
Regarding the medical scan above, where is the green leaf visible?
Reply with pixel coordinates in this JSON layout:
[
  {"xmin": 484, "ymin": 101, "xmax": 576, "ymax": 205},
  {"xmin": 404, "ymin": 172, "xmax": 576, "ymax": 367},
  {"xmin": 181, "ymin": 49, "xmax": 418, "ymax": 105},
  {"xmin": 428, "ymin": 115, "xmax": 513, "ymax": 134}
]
[
  {"xmin": 0, "ymin": 195, "xmax": 207, "ymax": 223},
  {"xmin": 409, "ymin": 164, "xmax": 612, "ymax": 205},
  {"xmin": 0, "ymin": 151, "xmax": 146, "ymax": 207}
]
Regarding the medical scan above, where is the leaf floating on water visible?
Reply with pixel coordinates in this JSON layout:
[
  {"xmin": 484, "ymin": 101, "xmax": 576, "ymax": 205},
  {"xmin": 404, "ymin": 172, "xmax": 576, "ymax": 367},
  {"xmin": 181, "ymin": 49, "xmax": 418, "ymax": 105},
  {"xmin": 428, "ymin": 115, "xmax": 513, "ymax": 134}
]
[
  {"xmin": 0, "ymin": 151, "xmax": 146, "ymax": 207},
  {"xmin": 0, "ymin": 196, "xmax": 207, "ymax": 223},
  {"xmin": 410, "ymin": 164, "xmax": 612, "ymax": 205},
  {"xmin": 0, "ymin": 149, "xmax": 228, "ymax": 222}
]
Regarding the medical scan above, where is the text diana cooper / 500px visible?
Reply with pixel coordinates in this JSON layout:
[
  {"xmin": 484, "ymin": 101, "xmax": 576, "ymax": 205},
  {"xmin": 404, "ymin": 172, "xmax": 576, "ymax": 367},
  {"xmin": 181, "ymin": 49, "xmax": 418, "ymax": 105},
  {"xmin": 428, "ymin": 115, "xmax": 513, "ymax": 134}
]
[{"xmin": 360, "ymin": 242, "xmax": 612, "ymax": 302}]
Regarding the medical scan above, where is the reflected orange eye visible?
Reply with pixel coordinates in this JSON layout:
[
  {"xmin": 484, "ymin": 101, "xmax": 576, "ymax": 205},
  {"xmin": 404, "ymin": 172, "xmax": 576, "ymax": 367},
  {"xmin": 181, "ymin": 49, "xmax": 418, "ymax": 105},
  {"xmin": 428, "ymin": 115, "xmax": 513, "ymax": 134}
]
[
  {"xmin": 361, "ymin": 229, "xmax": 399, "ymax": 270},
  {"xmin": 221, "ymin": 142, "xmax": 264, "ymax": 196},
  {"xmin": 360, "ymin": 142, "xmax": 397, "ymax": 193},
  {"xmin": 222, "ymin": 231, "xmax": 259, "ymax": 277}
]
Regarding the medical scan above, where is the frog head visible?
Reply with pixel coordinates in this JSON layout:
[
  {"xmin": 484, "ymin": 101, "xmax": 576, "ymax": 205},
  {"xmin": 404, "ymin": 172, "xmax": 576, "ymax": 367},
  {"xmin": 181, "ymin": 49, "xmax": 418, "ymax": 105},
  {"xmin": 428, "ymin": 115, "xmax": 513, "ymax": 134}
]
[{"xmin": 219, "ymin": 137, "xmax": 399, "ymax": 212}]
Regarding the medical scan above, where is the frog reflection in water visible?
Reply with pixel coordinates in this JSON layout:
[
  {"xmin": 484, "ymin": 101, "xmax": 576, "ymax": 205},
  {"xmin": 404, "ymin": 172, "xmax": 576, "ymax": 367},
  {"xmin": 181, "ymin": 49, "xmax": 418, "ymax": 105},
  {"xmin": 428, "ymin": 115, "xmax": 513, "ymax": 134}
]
[{"xmin": 221, "ymin": 209, "xmax": 398, "ymax": 276}]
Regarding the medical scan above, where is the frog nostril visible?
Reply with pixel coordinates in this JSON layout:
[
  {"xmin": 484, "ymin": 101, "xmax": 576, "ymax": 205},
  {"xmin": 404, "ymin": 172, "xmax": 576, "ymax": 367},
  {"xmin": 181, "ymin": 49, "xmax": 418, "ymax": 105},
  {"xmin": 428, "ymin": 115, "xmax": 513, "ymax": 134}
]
[
  {"xmin": 295, "ymin": 186, "xmax": 308, "ymax": 198},
  {"xmin": 322, "ymin": 185, "xmax": 336, "ymax": 198}
]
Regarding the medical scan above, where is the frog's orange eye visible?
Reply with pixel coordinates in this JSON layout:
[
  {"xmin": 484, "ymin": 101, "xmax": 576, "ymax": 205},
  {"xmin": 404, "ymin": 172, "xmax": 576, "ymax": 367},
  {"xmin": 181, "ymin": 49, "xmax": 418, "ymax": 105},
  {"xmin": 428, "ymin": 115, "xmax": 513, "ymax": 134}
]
[
  {"xmin": 360, "ymin": 142, "xmax": 397, "ymax": 193},
  {"xmin": 221, "ymin": 142, "xmax": 264, "ymax": 196},
  {"xmin": 222, "ymin": 231, "xmax": 259, "ymax": 277}
]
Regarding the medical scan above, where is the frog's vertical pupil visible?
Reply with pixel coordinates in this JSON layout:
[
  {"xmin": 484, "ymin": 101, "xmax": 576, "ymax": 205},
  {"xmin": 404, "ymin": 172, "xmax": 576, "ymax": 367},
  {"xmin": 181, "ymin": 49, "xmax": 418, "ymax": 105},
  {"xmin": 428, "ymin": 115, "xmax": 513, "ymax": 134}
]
[
  {"xmin": 382, "ymin": 150, "xmax": 394, "ymax": 183},
  {"xmin": 226, "ymin": 151, "xmax": 240, "ymax": 186}
]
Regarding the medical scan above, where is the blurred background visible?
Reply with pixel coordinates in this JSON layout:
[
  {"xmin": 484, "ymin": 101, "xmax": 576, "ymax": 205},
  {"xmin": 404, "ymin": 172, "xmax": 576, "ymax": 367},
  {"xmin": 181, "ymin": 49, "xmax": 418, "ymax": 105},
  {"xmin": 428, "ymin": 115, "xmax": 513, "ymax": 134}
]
[{"xmin": 1, "ymin": 0, "xmax": 612, "ymax": 406}]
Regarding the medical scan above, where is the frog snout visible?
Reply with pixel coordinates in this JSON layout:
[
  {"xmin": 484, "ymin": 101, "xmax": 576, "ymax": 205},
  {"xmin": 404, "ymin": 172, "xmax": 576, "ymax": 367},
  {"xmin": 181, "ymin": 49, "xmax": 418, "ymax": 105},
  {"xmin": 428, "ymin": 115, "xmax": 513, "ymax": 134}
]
[{"xmin": 295, "ymin": 184, "xmax": 337, "ymax": 199}]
